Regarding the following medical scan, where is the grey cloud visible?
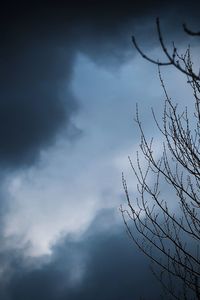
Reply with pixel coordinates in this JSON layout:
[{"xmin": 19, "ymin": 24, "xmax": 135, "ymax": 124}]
[
  {"xmin": 0, "ymin": 0, "xmax": 199, "ymax": 168},
  {"xmin": 0, "ymin": 2, "xmax": 198, "ymax": 299},
  {"xmin": 0, "ymin": 209, "xmax": 162, "ymax": 300},
  {"xmin": 0, "ymin": 35, "xmax": 78, "ymax": 168}
]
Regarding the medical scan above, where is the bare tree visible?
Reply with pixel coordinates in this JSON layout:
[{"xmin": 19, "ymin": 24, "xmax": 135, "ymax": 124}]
[{"xmin": 121, "ymin": 18, "xmax": 200, "ymax": 299}]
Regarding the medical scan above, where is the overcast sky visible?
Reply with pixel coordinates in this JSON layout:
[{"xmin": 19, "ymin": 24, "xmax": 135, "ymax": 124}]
[{"xmin": 0, "ymin": 1, "xmax": 200, "ymax": 299}]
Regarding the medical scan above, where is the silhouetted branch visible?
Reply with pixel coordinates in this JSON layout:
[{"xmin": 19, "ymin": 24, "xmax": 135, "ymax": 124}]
[
  {"xmin": 183, "ymin": 23, "xmax": 200, "ymax": 36},
  {"xmin": 122, "ymin": 18, "xmax": 200, "ymax": 299},
  {"xmin": 131, "ymin": 18, "xmax": 200, "ymax": 81}
]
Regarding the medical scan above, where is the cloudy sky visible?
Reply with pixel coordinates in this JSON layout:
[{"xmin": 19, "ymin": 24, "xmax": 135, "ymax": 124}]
[{"xmin": 0, "ymin": 1, "xmax": 199, "ymax": 299}]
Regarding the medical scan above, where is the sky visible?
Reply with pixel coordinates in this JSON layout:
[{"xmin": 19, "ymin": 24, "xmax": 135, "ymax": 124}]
[{"xmin": 0, "ymin": 1, "xmax": 200, "ymax": 299}]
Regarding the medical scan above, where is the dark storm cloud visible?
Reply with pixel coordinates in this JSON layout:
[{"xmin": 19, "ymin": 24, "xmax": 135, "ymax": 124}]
[
  {"xmin": 1, "ymin": 0, "xmax": 200, "ymax": 168},
  {"xmin": 0, "ymin": 44, "xmax": 77, "ymax": 167},
  {"xmin": 0, "ymin": 210, "xmax": 163, "ymax": 300},
  {"xmin": 0, "ymin": 12, "xmax": 77, "ymax": 168}
]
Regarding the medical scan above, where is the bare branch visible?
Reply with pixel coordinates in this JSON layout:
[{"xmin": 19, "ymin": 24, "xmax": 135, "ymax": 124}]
[
  {"xmin": 183, "ymin": 24, "xmax": 200, "ymax": 36},
  {"xmin": 122, "ymin": 18, "xmax": 200, "ymax": 299}
]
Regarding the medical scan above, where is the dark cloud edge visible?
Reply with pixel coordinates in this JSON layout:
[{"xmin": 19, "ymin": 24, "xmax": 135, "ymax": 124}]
[
  {"xmin": 0, "ymin": 208, "xmax": 164, "ymax": 300},
  {"xmin": 0, "ymin": 0, "xmax": 199, "ymax": 169}
]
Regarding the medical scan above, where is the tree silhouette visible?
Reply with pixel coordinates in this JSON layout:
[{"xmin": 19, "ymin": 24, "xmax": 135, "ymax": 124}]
[{"xmin": 121, "ymin": 18, "xmax": 200, "ymax": 299}]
